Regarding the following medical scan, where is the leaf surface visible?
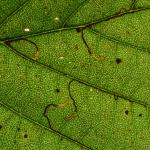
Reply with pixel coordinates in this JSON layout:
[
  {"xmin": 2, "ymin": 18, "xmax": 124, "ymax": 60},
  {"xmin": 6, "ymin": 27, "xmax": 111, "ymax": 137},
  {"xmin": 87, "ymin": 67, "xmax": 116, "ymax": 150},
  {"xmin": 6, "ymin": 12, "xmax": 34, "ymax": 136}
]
[{"xmin": 0, "ymin": 0, "xmax": 150, "ymax": 149}]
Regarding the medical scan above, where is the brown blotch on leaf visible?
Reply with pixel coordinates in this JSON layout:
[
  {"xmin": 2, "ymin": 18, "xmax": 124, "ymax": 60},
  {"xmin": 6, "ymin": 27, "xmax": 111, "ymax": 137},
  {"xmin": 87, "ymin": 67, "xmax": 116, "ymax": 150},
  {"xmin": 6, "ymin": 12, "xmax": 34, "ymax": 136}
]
[{"xmin": 92, "ymin": 54, "xmax": 105, "ymax": 61}]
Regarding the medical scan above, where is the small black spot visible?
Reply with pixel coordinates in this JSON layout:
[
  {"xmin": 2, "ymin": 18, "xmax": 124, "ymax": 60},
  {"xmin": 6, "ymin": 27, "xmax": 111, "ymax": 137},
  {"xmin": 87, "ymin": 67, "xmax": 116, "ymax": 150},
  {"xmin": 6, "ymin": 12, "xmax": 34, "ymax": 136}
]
[
  {"xmin": 55, "ymin": 89, "xmax": 60, "ymax": 93},
  {"xmin": 116, "ymin": 58, "xmax": 122, "ymax": 64},
  {"xmin": 24, "ymin": 134, "xmax": 28, "ymax": 138},
  {"xmin": 125, "ymin": 110, "xmax": 129, "ymax": 115},
  {"xmin": 17, "ymin": 127, "xmax": 20, "ymax": 131},
  {"xmin": 0, "ymin": 125, "xmax": 2, "ymax": 129},
  {"xmin": 139, "ymin": 113, "xmax": 142, "ymax": 117}
]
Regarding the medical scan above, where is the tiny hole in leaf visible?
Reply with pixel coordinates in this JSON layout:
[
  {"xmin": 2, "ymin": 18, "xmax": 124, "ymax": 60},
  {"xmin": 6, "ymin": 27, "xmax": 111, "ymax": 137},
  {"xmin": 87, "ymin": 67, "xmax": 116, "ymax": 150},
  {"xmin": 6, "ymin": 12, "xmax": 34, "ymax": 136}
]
[
  {"xmin": 116, "ymin": 58, "xmax": 122, "ymax": 64},
  {"xmin": 24, "ymin": 134, "xmax": 28, "ymax": 138},
  {"xmin": 139, "ymin": 113, "xmax": 142, "ymax": 117},
  {"xmin": 125, "ymin": 110, "xmax": 129, "ymax": 115},
  {"xmin": 0, "ymin": 125, "xmax": 2, "ymax": 129}
]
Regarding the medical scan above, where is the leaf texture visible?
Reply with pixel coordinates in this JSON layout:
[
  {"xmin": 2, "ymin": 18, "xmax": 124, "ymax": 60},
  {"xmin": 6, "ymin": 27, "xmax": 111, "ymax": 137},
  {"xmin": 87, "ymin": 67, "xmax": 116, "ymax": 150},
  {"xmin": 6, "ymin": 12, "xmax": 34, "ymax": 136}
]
[{"xmin": 0, "ymin": 0, "xmax": 150, "ymax": 149}]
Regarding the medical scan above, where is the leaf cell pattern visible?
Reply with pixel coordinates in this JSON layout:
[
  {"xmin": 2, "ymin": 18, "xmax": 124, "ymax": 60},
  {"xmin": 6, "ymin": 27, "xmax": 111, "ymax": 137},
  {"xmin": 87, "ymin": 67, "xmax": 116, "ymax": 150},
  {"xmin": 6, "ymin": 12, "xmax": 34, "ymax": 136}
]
[{"xmin": 0, "ymin": 0, "xmax": 150, "ymax": 149}]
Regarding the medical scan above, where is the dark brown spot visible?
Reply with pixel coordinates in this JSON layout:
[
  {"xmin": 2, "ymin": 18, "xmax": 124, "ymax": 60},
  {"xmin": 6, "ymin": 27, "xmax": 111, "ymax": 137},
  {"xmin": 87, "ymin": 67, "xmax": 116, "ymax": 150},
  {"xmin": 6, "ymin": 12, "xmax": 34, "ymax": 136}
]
[
  {"xmin": 0, "ymin": 125, "xmax": 2, "ymax": 129},
  {"xmin": 17, "ymin": 127, "xmax": 20, "ymax": 131},
  {"xmin": 24, "ymin": 134, "xmax": 28, "ymax": 138},
  {"xmin": 125, "ymin": 110, "xmax": 129, "ymax": 115},
  {"xmin": 116, "ymin": 58, "xmax": 122, "ymax": 64},
  {"xmin": 76, "ymin": 28, "xmax": 82, "ymax": 33},
  {"xmin": 55, "ymin": 89, "xmax": 60, "ymax": 93},
  {"xmin": 139, "ymin": 113, "xmax": 142, "ymax": 117}
]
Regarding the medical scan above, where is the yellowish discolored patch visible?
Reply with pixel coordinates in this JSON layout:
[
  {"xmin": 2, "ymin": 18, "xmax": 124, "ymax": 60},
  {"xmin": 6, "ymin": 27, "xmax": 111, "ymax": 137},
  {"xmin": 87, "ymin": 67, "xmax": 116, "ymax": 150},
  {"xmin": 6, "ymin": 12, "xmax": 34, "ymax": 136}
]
[
  {"xmin": 92, "ymin": 53, "xmax": 105, "ymax": 61},
  {"xmin": 64, "ymin": 112, "xmax": 78, "ymax": 121},
  {"xmin": 32, "ymin": 50, "xmax": 40, "ymax": 60},
  {"xmin": 57, "ymin": 99, "xmax": 72, "ymax": 108}
]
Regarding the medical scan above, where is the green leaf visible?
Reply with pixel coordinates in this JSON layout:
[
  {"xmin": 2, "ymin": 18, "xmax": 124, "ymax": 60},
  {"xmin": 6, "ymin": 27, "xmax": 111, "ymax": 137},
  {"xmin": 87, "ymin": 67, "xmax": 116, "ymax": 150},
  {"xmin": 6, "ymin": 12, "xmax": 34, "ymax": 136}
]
[
  {"xmin": 0, "ymin": 104, "xmax": 84, "ymax": 150},
  {"xmin": 0, "ymin": 0, "xmax": 150, "ymax": 149}
]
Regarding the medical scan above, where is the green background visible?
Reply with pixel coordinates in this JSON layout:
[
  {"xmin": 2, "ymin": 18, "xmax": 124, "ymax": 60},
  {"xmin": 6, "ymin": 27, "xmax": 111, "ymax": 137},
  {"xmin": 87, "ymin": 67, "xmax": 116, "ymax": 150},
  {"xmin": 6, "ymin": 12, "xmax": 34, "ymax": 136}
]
[{"xmin": 0, "ymin": 0, "xmax": 150, "ymax": 149}]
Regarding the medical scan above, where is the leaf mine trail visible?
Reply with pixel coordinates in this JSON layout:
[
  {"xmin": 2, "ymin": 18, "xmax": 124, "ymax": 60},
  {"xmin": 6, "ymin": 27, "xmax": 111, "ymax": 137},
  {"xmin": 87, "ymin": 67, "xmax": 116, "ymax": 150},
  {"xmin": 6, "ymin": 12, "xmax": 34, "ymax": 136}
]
[
  {"xmin": 81, "ymin": 30, "xmax": 105, "ymax": 62},
  {"xmin": 43, "ymin": 80, "xmax": 78, "ymax": 128},
  {"xmin": 1, "ymin": 1, "xmax": 150, "ymax": 149},
  {"xmin": 3, "ymin": 35, "xmax": 148, "ymax": 109},
  {"xmin": 43, "ymin": 80, "xmax": 92, "ymax": 149},
  {"xmin": 4, "ymin": 38, "xmax": 39, "ymax": 60}
]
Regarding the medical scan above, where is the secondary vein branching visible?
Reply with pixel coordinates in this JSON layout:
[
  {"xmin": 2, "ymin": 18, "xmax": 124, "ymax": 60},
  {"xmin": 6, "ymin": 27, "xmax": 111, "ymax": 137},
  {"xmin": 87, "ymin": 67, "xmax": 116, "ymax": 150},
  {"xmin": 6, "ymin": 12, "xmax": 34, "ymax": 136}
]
[
  {"xmin": 0, "ymin": 101, "xmax": 92, "ymax": 150},
  {"xmin": 0, "ymin": 7, "xmax": 149, "ymax": 41},
  {"xmin": 68, "ymin": 80, "xmax": 78, "ymax": 112},
  {"xmin": 2, "ymin": 40, "xmax": 148, "ymax": 108}
]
